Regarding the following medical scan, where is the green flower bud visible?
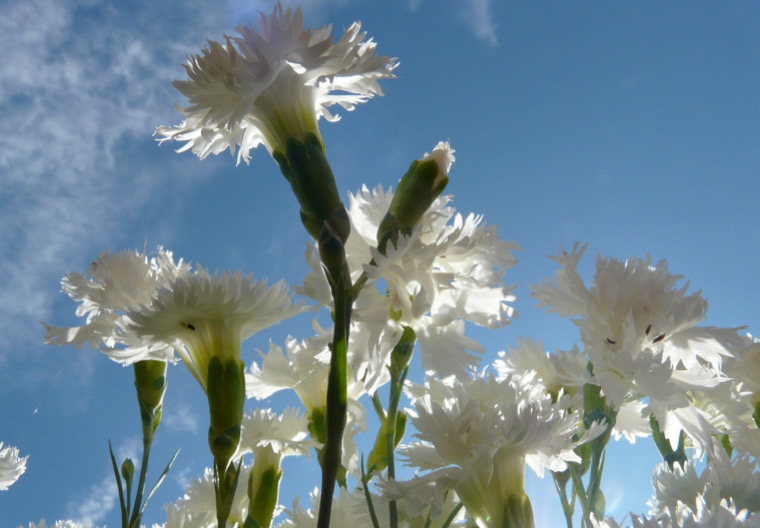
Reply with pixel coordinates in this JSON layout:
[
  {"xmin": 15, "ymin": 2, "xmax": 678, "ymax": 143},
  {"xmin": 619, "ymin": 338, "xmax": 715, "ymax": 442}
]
[
  {"xmin": 247, "ymin": 455, "xmax": 282, "ymax": 528},
  {"xmin": 366, "ymin": 411, "xmax": 407, "ymax": 475},
  {"xmin": 121, "ymin": 457, "xmax": 135, "ymax": 486},
  {"xmin": 133, "ymin": 360, "xmax": 168, "ymax": 440},
  {"xmin": 377, "ymin": 142, "xmax": 454, "ymax": 252},
  {"xmin": 389, "ymin": 326, "xmax": 416, "ymax": 379}
]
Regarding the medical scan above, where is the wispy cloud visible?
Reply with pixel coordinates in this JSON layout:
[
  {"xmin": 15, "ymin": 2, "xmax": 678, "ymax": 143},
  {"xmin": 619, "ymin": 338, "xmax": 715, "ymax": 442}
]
[
  {"xmin": 405, "ymin": 0, "xmax": 498, "ymax": 45},
  {"xmin": 459, "ymin": 0, "xmax": 498, "ymax": 46},
  {"xmin": 0, "ymin": 0, "xmax": 226, "ymax": 370},
  {"xmin": 163, "ymin": 401, "xmax": 200, "ymax": 434}
]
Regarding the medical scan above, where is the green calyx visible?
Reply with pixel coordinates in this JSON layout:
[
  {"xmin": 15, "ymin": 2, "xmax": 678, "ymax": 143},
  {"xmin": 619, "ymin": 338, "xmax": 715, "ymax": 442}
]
[
  {"xmin": 307, "ymin": 407, "xmax": 327, "ymax": 445},
  {"xmin": 273, "ymin": 132, "xmax": 350, "ymax": 243},
  {"xmin": 389, "ymin": 326, "xmax": 416, "ymax": 379},
  {"xmin": 501, "ymin": 493, "xmax": 535, "ymax": 528},
  {"xmin": 246, "ymin": 464, "xmax": 283, "ymax": 528},
  {"xmin": 133, "ymin": 360, "xmax": 168, "ymax": 439},
  {"xmin": 206, "ymin": 356, "xmax": 246, "ymax": 470}
]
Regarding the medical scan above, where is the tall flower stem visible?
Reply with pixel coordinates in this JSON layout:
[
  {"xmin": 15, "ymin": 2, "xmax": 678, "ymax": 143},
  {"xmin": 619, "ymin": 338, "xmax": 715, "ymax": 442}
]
[
  {"xmin": 384, "ymin": 328, "xmax": 414, "ymax": 528},
  {"xmin": 274, "ymin": 131, "xmax": 355, "ymax": 528},
  {"xmin": 316, "ymin": 225, "xmax": 353, "ymax": 528}
]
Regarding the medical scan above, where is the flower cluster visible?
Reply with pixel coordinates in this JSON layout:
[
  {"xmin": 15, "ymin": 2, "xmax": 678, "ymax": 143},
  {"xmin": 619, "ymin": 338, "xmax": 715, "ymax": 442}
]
[
  {"xmin": 299, "ymin": 176, "xmax": 518, "ymax": 380},
  {"xmin": 29, "ymin": 3, "xmax": 759, "ymax": 528}
]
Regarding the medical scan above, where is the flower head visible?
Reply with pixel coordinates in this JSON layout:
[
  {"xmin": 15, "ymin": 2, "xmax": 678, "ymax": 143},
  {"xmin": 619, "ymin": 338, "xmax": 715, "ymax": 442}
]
[
  {"xmin": 531, "ymin": 243, "xmax": 739, "ymax": 417},
  {"xmin": 125, "ymin": 267, "xmax": 302, "ymax": 391},
  {"xmin": 157, "ymin": 3, "xmax": 397, "ymax": 165},
  {"xmin": 0, "ymin": 442, "xmax": 27, "ymax": 490},
  {"xmin": 390, "ymin": 372, "xmax": 602, "ymax": 527},
  {"xmin": 43, "ymin": 247, "xmax": 189, "ymax": 364}
]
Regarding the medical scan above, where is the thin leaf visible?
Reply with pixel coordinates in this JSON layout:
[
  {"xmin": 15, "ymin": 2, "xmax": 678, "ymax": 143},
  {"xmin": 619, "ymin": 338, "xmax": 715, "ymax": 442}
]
[
  {"xmin": 139, "ymin": 448, "xmax": 180, "ymax": 516},
  {"xmin": 108, "ymin": 440, "xmax": 129, "ymax": 528}
]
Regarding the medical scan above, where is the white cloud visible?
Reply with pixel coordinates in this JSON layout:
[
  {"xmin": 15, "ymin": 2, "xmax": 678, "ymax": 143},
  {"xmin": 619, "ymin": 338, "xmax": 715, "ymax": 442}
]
[
  {"xmin": 406, "ymin": 0, "xmax": 498, "ymax": 45},
  {"xmin": 65, "ymin": 437, "xmax": 140, "ymax": 526},
  {"xmin": 458, "ymin": 0, "xmax": 498, "ymax": 46},
  {"xmin": 163, "ymin": 401, "xmax": 200, "ymax": 434},
  {"xmin": 0, "ymin": 0, "xmax": 227, "ymax": 366}
]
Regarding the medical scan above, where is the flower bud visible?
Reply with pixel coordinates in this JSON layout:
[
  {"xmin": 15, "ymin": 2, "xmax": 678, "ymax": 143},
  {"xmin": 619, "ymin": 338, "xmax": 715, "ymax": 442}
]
[
  {"xmin": 377, "ymin": 141, "xmax": 454, "ymax": 252},
  {"xmin": 121, "ymin": 457, "xmax": 135, "ymax": 486},
  {"xmin": 133, "ymin": 360, "xmax": 168, "ymax": 440},
  {"xmin": 389, "ymin": 326, "xmax": 416, "ymax": 379}
]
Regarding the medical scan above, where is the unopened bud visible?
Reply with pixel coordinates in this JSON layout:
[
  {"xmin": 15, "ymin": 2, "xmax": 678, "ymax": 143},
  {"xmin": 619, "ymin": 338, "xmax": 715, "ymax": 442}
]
[
  {"xmin": 377, "ymin": 141, "xmax": 454, "ymax": 252},
  {"xmin": 133, "ymin": 360, "xmax": 168, "ymax": 439},
  {"xmin": 121, "ymin": 458, "xmax": 135, "ymax": 486}
]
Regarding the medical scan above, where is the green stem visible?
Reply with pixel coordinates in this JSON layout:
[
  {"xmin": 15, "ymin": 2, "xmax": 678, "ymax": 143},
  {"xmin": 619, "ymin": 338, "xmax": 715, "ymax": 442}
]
[
  {"xmin": 569, "ymin": 464, "xmax": 591, "ymax": 528},
  {"xmin": 385, "ymin": 369, "xmax": 406, "ymax": 528},
  {"xmin": 552, "ymin": 471, "xmax": 575, "ymax": 528},
  {"xmin": 316, "ymin": 253, "xmax": 352, "ymax": 528},
  {"xmin": 128, "ymin": 437, "xmax": 152, "ymax": 528},
  {"xmin": 360, "ymin": 458, "xmax": 382, "ymax": 528},
  {"xmin": 440, "ymin": 502, "xmax": 464, "ymax": 528}
]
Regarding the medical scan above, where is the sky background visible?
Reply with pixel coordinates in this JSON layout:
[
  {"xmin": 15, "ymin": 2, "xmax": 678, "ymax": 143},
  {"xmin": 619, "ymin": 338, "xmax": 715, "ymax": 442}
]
[{"xmin": 1, "ymin": 0, "xmax": 759, "ymax": 526}]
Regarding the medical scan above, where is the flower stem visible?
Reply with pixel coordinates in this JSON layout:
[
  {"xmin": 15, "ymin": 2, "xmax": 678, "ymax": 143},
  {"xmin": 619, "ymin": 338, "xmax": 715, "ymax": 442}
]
[
  {"xmin": 127, "ymin": 438, "xmax": 153, "ymax": 528},
  {"xmin": 552, "ymin": 471, "xmax": 575, "ymax": 528},
  {"xmin": 316, "ymin": 234, "xmax": 352, "ymax": 528},
  {"xmin": 384, "ymin": 331, "xmax": 413, "ymax": 528}
]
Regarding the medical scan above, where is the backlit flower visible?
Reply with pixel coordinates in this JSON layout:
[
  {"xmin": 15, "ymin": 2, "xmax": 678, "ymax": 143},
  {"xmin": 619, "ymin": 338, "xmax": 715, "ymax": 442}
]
[
  {"xmin": 43, "ymin": 247, "xmax": 189, "ymax": 364},
  {"xmin": 125, "ymin": 267, "xmax": 302, "ymax": 391},
  {"xmin": 531, "ymin": 243, "xmax": 739, "ymax": 429},
  {"xmin": 299, "ymin": 183, "xmax": 517, "ymax": 378},
  {"xmin": 389, "ymin": 373, "xmax": 602, "ymax": 528},
  {"xmin": 157, "ymin": 3, "xmax": 397, "ymax": 165},
  {"xmin": 0, "ymin": 443, "xmax": 27, "ymax": 490}
]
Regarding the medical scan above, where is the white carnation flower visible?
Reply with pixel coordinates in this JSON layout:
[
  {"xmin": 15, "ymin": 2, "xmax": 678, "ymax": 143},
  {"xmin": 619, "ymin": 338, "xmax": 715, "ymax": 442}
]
[
  {"xmin": 0, "ymin": 443, "xmax": 27, "ymax": 490},
  {"xmin": 125, "ymin": 267, "xmax": 302, "ymax": 391},
  {"xmin": 389, "ymin": 372, "xmax": 602, "ymax": 528},
  {"xmin": 44, "ymin": 247, "xmax": 189, "ymax": 364},
  {"xmin": 157, "ymin": 3, "xmax": 397, "ymax": 165},
  {"xmin": 531, "ymin": 243, "xmax": 742, "ymax": 451}
]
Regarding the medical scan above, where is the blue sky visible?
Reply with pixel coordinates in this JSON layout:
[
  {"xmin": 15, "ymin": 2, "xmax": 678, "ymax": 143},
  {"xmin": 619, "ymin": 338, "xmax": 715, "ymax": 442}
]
[{"xmin": 1, "ymin": 0, "xmax": 759, "ymax": 526}]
